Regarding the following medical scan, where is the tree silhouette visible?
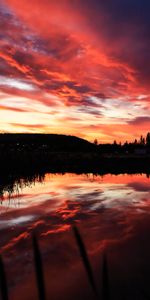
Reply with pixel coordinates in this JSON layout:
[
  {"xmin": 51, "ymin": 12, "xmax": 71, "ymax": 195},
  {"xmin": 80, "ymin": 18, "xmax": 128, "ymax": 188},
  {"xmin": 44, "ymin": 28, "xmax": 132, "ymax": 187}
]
[
  {"xmin": 94, "ymin": 138, "xmax": 98, "ymax": 145},
  {"xmin": 140, "ymin": 135, "xmax": 145, "ymax": 145},
  {"xmin": 146, "ymin": 132, "xmax": 150, "ymax": 145}
]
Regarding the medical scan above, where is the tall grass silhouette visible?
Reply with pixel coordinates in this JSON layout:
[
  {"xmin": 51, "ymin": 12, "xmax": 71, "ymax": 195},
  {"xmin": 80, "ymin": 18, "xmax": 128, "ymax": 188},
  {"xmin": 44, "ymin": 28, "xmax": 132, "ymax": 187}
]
[
  {"xmin": 73, "ymin": 225, "xmax": 99, "ymax": 298},
  {"xmin": 32, "ymin": 234, "xmax": 46, "ymax": 300},
  {"xmin": 0, "ymin": 255, "xmax": 9, "ymax": 300},
  {"xmin": 73, "ymin": 226, "xmax": 111, "ymax": 300},
  {"xmin": 3, "ymin": 227, "xmax": 147, "ymax": 300}
]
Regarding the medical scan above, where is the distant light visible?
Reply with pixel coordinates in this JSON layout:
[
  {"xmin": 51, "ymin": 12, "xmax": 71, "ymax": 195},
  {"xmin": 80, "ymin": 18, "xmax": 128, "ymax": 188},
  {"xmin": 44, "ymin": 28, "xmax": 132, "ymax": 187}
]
[{"xmin": 0, "ymin": 76, "xmax": 35, "ymax": 91}]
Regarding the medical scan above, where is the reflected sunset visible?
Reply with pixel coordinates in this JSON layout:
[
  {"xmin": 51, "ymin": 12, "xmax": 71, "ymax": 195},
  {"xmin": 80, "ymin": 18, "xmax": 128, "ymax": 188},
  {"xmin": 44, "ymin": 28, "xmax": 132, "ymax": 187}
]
[
  {"xmin": 0, "ymin": 173, "xmax": 150, "ymax": 299},
  {"xmin": 1, "ymin": 173, "xmax": 150, "ymax": 213}
]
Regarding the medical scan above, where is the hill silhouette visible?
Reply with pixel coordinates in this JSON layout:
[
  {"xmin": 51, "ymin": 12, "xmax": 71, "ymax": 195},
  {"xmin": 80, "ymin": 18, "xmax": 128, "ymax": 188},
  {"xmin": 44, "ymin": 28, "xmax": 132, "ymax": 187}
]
[{"xmin": 0, "ymin": 133, "xmax": 96, "ymax": 152}]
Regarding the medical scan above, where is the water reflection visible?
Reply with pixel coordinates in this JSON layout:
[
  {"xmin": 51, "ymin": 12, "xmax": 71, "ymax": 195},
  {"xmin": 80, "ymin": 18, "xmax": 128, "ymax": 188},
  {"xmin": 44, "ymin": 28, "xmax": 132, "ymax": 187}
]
[
  {"xmin": 0, "ymin": 173, "xmax": 150, "ymax": 300},
  {"xmin": 0, "ymin": 173, "xmax": 150, "ymax": 216}
]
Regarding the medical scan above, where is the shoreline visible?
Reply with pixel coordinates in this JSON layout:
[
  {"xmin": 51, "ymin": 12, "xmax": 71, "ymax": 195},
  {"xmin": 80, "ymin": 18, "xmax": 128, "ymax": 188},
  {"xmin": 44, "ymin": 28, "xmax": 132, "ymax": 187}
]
[{"xmin": 1, "ymin": 151, "xmax": 150, "ymax": 177}]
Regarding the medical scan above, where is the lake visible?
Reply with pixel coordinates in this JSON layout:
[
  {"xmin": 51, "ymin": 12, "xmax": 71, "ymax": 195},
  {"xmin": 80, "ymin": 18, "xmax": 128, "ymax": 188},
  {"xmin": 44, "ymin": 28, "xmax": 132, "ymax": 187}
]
[{"xmin": 0, "ymin": 173, "xmax": 150, "ymax": 300}]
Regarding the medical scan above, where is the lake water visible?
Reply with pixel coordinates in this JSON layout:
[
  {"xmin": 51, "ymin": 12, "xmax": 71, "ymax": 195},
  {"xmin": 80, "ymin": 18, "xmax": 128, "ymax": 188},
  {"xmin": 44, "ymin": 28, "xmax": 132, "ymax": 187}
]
[{"xmin": 0, "ymin": 173, "xmax": 150, "ymax": 300}]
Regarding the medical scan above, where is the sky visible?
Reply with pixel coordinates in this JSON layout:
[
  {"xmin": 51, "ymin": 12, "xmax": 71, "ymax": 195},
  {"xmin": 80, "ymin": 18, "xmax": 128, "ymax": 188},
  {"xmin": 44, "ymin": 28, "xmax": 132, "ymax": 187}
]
[{"xmin": 0, "ymin": 0, "xmax": 150, "ymax": 143}]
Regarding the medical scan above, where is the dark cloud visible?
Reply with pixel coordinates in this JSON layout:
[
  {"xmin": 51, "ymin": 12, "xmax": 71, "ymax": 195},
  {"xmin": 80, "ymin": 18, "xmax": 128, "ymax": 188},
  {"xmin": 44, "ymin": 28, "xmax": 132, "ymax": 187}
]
[
  {"xmin": 74, "ymin": 0, "xmax": 150, "ymax": 84},
  {"xmin": 128, "ymin": 116, "xmax": 150, "ymax": 125}
]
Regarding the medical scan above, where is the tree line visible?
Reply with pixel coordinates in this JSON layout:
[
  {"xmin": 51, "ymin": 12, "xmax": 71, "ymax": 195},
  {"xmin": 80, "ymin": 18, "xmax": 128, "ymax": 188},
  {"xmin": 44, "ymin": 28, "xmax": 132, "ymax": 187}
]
[{"xmin": 94, "ymin": 132, "xmax": 150, "ymax": 154}]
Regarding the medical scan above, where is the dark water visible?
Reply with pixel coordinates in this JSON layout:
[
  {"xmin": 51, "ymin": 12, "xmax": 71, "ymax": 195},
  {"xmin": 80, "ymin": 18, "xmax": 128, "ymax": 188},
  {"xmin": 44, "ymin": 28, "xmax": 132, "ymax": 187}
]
[{"xmin": 0, "ymin": 173, "xmax": 150, "ymax": 300}]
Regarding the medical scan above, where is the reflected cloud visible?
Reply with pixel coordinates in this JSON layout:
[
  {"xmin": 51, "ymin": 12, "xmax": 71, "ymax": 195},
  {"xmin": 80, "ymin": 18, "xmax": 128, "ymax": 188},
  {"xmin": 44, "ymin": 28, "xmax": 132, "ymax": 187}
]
[
  {"xmin": 0, "ymin": 172, "xmax": 150, "ymax": 299},
  {"xmin": 1, "ymin": 172, "xmax": 150, "ymax": 226},
  {"xmin": 127, "ymin": 181, "xmax": 150, "ymax": 192},
  {"xmin": 0, "ymin": 215, "xmax": 35, "ymax": 229}
]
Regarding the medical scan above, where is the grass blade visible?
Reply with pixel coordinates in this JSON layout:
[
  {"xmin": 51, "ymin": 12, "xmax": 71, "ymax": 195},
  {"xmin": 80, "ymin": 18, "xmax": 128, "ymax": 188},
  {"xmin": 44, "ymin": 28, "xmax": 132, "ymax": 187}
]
[
  {"xmin": 73, "ymin": 226, "xmax": 98, "ymax": 297},
  {"xmin": 0, "ymin": 255, "xmax": 9, "ymax": 300},
  {"xmin": 32, "ymin": 234, "xmax": 46, "ymax": 300},
  {"xmin": 102, "ymin": 253, "xmax": 110, "ymax": 300}
]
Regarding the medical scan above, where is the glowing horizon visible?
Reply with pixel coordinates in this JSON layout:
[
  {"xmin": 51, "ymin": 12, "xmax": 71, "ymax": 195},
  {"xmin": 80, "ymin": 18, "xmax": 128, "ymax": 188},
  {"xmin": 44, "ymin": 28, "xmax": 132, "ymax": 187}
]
[{"xmin": 0, "ymin": 1, "xmax": 150, "ymax": 143}]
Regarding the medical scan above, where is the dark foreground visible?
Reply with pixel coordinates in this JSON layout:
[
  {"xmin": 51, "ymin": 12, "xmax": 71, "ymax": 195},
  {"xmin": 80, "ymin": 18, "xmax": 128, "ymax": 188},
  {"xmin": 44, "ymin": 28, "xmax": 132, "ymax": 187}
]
[
  {"xmin": 0, "ymin": 217, "xmax": 150, "ymax": 300},
  {"xmin": 0, "ymin": 133, "xmax": 150, "ymax": 176},
  {"xmin": 1, "ymin": 151, "xmax": 150, "ymax": 176}
]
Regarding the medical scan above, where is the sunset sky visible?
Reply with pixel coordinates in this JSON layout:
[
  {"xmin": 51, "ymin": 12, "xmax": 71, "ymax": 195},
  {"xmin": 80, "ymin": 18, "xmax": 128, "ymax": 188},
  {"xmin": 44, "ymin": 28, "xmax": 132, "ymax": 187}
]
[{"xmin": 0, "ymin": 0, "xmax": 150, "ymax": 142}]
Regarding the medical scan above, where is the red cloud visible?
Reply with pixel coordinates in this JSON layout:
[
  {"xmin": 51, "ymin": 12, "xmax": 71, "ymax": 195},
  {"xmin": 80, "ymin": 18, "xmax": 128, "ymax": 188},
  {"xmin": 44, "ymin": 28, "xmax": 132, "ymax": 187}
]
[{"xmin": 0, "ymin": 0, "xmax": 150, "ymax": 141}]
